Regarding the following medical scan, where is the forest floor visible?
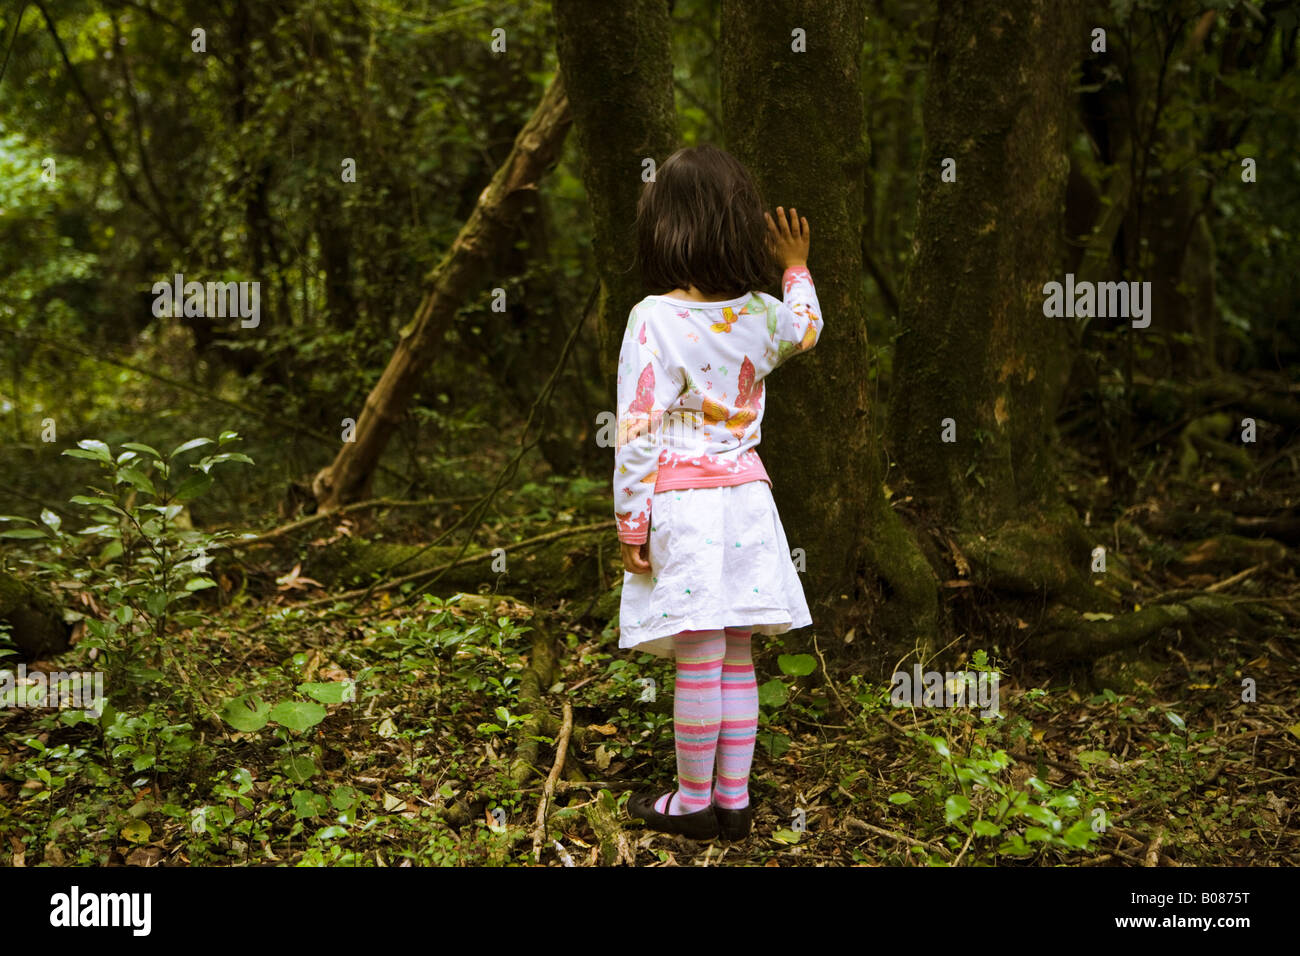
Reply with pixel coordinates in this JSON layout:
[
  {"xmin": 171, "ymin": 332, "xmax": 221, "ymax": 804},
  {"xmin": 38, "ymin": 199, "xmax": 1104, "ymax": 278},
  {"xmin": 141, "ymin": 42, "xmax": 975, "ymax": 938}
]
[{"xmin": 1, "ymin": 400, "xmax": 1297, "ymax": 866}]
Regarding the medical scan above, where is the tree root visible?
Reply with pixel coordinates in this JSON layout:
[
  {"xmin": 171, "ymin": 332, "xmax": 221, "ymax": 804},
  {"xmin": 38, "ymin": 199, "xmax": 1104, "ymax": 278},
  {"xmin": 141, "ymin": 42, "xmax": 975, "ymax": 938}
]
[
  {"xmin": 862, "ymin": 496, "xmax": 941, "ymax": 663},
  {"xmin": 955, "ymin": 501, "xmax": 1108, "ymax": 610},
  {"xmin": 1032, "ymin": 593, "xmax": 1283, "ymax": 661}
]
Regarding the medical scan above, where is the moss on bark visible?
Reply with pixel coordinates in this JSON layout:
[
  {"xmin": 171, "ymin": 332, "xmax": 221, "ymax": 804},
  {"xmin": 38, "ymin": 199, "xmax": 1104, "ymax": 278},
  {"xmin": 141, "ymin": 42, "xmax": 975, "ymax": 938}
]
[
  {"xmin": 553, "ymin": 0, "xmax": 679, "ymax": 398},
  {"xmin": 721, "ymin": 0, "xmax": 938, "ymax": 656}
]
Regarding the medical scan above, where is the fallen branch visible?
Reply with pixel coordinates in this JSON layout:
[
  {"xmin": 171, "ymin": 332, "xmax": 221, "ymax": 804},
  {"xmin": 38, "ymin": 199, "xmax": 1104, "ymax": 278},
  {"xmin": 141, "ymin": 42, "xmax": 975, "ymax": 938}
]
[
  {"xmin": 293, "ymin": 520, "xmax": 613, "ymax": 610},
  {"xmin": 231, "ymin": 496, "xmax": 482, "ymax": 548},
  {"xmin": 532, "ymin": 700, "xmax": 574, "ymax": 864},
  {"xmin": 312, "ymin": 69, "xmax": 573, "ymax": 511},
  {"xmin": 843, "ymin": 816, "xmax": 954, "ymax": 861}
]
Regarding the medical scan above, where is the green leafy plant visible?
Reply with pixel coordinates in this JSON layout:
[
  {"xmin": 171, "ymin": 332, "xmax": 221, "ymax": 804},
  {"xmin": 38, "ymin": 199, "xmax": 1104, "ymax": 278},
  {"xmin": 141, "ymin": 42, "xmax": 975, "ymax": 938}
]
[{"xmin": 0, "ymin": 433, "xmax": 252, "ymax": 706}]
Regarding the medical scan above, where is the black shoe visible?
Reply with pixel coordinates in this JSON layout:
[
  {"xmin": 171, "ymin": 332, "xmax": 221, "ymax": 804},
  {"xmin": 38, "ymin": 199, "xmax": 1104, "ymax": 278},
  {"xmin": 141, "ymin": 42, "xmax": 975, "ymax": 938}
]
[
  {"xmin": 713, "ymin": 801, "xmax": 754, "ymax": 841},
  {"xmin": 627, "ymin": 791, "xmax": 720, "ymax": 840}
]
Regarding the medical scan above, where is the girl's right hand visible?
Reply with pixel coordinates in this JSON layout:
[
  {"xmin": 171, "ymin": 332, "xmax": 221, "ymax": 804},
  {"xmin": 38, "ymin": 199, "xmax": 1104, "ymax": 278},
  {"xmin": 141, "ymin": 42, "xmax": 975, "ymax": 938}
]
[
  {"xmin": 765, "ymin": 206, "xmax": 811, "ymax": 269},
  {"xmin": 621, "ymin": 540, "xmax": 652, "ymax": 574}
]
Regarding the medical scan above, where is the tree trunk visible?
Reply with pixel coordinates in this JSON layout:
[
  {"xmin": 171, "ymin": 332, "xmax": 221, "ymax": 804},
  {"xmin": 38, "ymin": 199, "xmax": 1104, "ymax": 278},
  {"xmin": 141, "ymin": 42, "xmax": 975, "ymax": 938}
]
[
  {"xmin": 310, "ymin": 72, "xmax": 573, "ymax": 512},
  {"xmin": 0, "ymin": 570, "xmax": 70, "ymax": 661},
  {"xmin": 888, "ymin": 0, "xmax": 1090, "ymax": 600},
  {"xmin": 553, "ymin": 0, "xmax": 680, "ymax": 400},
  {"xmin": 722, "ymin": 0, "xmax": 938, "ymax": 657}
]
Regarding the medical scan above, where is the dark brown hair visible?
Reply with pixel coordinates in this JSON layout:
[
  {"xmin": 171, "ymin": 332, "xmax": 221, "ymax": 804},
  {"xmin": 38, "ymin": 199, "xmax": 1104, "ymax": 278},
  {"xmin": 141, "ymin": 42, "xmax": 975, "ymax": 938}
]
[{"xmin": 634, "ymin": 144, "xmax": 779, "ymax": 298}]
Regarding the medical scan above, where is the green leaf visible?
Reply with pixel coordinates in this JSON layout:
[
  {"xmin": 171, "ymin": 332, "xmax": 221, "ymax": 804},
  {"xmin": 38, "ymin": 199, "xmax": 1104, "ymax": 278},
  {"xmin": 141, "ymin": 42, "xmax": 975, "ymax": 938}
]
[
  {"xmin": 70, "ymin": 439, "xmax": 113, "ymax": 463},
  {"xmin": 972, "ymin": 819, "xmax": 1001, "ymax": 837},
  {"xmin": 173, "ymin": 472, "xmax": 213, "ymax": 502},
  {"xmin": 291, "ymin": 789, "xmax": 329, "ymax": 819},
  {"xmin": 330, "ymin": 786, "xmax": 360, "ymax": 811},
  {"xmin": 269, "ymin": 700, "xmax": 327, "ymax": 732},
  {"xmin": 132, "ymin": 753, "xmax": 156, "ymax": 772},
  {"xmin": 220, "ymin": 695, "xmax": 271, "ymax": 732},
  {"xmin": 121, "ymin": 820, "xmax": 152, "ymax": 844},
  {"xmin": 68, "ymin": 495, "xmax": 117, "ymax": 508},
  {"xmin": 169, "ymin": 438, "xmax": 214, "ymax": 460},
  {"xmin": 185, "ymin": 577, "xmax": 217, "ymax": 591},
  {"xmin": 944, "ymin": 794, "xmax": 971, "ymax": 824},
  {"xmin": 1024, "ymin": 826, "xmax": 1053, "ymax": 843},
  {"xmin": 1166, "ymin": 712, "xmax": 1186, "ymax": 731},
  {"xmin": 298, "ymin": 681, "xmax": 352, "ymax": 705},
  {"xmin": 771, "ymin": 828, "xmax": 802, "ymax": 845},
  {"xmin": 888, "ymin": 792, "xmax": 914, "ymax": 805},
  {"xmin": 757, "ymin": 679, "xmax": 788, "ymax": 709},
  {"xmin": 284, "ymin": 754, "xmax": 317, "ymax": 783},
  {"xmin": 63, "ymin": 449, "xmax": 108, "ymax": 464},
  {"xmin": 0, "ymin": 528, "xmax": 51, "ymax": 539},
  {"xmin": 777, "ymin": 653, "xmax": 816, "ymax": 677},
  {"xmin": 1062, "ymin": 819, "xmax": 1096, "ymax": 849},
  {"xmin": 116, "ymin": 466, "xmax": 157, "ymax": 497},
  {"xmin": 120, "ymin": 443, "xmax": 163, "ymax": 459},
  {"xmin": 924, "ymin": 734, "xmax": 951, "ymax": 759},
  {"xmin": 1021, "ymin": 803, "xmax": 1061, "ymax": 831},
  {"xmin": 39, "ymin": 509, "xmax": 61, "ymax": 532},
  {"xmin": 757, "ymin": 731, "xmax": 790, "ymax": 758},
  {"xmin": 1077, "ymin": 749, "xmax": 1112, "ymax": 768},
  {"xmin": 145, "ymin": 590, "xmax": 168, "ymax": 618}
]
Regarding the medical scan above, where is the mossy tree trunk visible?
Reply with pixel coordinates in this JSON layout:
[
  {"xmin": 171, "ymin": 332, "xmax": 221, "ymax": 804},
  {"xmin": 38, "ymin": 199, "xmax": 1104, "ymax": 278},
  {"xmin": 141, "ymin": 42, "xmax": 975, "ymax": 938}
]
[
  {"xmin": 553, "ymin": 0, "xmax": 680, "ymax": 400},
  {"xmin": 0, "ymin": 570, "xmax": 70, "ymax": 661},
  {"xmin": 721, "ymin": 0, "xmax": 938, "ymax": 659},
  {"xmin": 887, "ymin": 0, "xmax": 1093, "ymax": 603}
]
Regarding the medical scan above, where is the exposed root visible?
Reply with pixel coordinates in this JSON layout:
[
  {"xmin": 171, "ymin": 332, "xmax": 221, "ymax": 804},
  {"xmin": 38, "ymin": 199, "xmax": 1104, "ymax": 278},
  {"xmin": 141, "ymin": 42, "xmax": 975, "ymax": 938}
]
[{"xmin": 1032, "ymin": 593, "xmax": 1283, "ymax": 660}]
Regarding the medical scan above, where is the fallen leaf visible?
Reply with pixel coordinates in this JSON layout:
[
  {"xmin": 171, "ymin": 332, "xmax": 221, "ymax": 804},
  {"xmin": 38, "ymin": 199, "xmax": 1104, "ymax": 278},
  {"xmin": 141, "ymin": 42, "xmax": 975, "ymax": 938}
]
[
  {"xmin": 121, "ymin": 820, "xmax": 151, "ymax": 844},
  {"xmin": 589, "ymin": 724, "xmax": 618, "ymax": 736},
  {"xmin": 275, "ymin": 563, "xmax": 324, "ymax": 591},
  {"xmin": 125, "ymin": 846, "xmax": 163, "ymax": 867}
]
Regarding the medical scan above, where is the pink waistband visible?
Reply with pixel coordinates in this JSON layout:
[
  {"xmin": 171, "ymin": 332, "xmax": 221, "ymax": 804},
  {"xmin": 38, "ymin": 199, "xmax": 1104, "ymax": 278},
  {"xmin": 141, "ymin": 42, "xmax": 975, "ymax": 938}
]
[{"xmin": 653, "ymin": 448, "xmax": 771, "ymax": 492}]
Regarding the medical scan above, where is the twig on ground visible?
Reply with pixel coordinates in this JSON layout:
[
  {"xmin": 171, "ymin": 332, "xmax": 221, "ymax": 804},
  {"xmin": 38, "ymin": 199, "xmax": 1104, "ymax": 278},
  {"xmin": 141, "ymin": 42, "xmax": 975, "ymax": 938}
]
[{"xmin": 532, "ymin": 701, "xmax": 574, "ymax": 864}]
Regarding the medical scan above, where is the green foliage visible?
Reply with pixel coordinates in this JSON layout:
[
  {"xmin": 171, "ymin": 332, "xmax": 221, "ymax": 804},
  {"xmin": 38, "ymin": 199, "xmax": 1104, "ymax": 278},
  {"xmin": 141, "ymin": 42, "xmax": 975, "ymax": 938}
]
[{"xmin": 0, "ymin": 433, "xmax": 251, "ymax": 703}]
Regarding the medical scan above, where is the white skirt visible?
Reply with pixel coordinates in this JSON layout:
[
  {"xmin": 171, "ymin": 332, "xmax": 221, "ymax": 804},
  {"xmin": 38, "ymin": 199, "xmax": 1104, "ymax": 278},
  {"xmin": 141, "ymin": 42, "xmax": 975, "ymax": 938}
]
[{"xmin": 617, "ymin": 480, "xmax": 813, "ymax": 658}]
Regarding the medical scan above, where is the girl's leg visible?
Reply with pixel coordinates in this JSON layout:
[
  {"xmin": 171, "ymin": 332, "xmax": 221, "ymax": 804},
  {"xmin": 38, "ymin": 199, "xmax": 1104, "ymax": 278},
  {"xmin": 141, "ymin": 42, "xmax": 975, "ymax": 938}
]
[
  {"xmin": 714, "ymin": 626, "xmax": 758, "ymax": 810},
  {"xmin": 655, "ymin": 628, "xmax": 726, "ymax": 815}
]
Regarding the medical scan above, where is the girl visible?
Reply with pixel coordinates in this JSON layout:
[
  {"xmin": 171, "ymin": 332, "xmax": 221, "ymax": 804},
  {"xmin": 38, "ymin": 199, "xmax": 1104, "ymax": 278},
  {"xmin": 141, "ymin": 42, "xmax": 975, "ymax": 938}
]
[{"xmin": 612, "ymin": 144, "xmax": 822, "ymax": 841}]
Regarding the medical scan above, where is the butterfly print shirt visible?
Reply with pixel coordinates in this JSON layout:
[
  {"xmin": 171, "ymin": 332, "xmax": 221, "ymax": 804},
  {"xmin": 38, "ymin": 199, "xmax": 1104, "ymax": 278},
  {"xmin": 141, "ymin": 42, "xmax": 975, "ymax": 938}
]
[{"xmin": 613, "ymin": 265, "xmax": 823, "ymax": 545}]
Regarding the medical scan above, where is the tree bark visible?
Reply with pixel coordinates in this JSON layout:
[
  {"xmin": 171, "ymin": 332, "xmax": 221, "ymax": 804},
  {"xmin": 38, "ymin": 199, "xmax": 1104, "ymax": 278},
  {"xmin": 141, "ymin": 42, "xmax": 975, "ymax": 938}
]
[
  {"xmin": 553, "ymin": 0, "xmax": 680, "ymax": 400},
  {"xmin": 310, "ymin": 72, "xmax": 573, "ymax": 512},
  {"xmin": 0, "ymin": 570, "xmax": 71, "ymax": 661},
  {"xmin": 888, "ymin": 0, "xmax": 1088, "ymax": 564},
  {"xmin": 722, "ymin": 0, "xmax": 938, "ymax": 655}
]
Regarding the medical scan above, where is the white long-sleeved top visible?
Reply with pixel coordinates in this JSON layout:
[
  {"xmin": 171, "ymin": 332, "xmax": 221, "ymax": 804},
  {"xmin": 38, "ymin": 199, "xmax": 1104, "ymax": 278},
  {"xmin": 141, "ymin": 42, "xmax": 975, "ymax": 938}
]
[{"xmin": 613, "ymin": 265, "xmax": 823, "ymax": 544}]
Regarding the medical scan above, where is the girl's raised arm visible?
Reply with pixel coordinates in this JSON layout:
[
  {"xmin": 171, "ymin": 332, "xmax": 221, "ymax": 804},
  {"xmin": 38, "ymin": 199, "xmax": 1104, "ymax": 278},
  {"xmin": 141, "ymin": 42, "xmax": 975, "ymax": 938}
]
[
  {"xmin": 769, "ymin": 265, "xmax": 824, "ymax": 371},
  {"xmin": 764, "ymin": 207, "xmax": 823, "ymax": 370}
]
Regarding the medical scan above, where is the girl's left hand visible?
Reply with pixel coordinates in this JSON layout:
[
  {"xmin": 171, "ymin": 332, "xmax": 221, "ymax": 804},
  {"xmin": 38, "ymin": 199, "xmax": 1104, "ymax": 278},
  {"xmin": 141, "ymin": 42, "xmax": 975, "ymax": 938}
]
[{"xmin": 621, "ymin": 541, "xmax": 652, "ymax": 574}]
